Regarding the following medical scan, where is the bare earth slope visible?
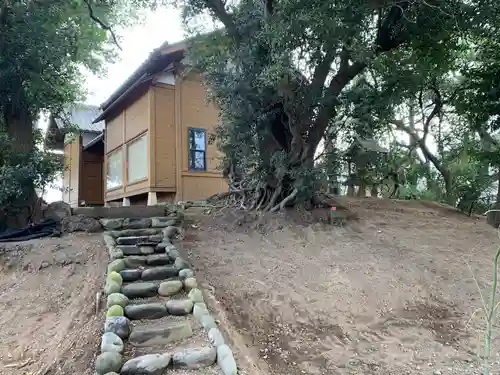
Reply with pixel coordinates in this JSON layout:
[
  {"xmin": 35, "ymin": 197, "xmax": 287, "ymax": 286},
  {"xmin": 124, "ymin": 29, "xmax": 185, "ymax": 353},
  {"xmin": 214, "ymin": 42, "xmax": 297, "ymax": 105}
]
[
  {"xmin": 183, "ymin": 198, "xmax": 500, "ymax": 375},
  {"xmin": 0, "ymin": 233, "xmax": 106, "ymax": 375}
]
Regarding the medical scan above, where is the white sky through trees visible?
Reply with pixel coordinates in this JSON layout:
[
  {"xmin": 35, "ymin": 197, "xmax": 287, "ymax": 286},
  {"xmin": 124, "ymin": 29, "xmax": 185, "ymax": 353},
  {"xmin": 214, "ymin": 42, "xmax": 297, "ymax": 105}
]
[{"xmin": 43, "ymin": 7, "xmax": 184, "ymax": 202}]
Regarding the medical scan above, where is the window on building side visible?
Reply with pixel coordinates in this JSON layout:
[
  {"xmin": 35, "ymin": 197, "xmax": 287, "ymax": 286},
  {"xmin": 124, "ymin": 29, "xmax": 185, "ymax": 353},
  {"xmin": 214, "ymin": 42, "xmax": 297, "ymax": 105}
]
[
  {"xmin": 127, "ymin": 133, "xmax": 148, "ymax": 183},
  {"xmin": 107, "ymin": 148, "xmax": 122, "ymax": 190},
  {"xmin": 188, "ymin": 128, "xmax": 206, "ymax": 171}
]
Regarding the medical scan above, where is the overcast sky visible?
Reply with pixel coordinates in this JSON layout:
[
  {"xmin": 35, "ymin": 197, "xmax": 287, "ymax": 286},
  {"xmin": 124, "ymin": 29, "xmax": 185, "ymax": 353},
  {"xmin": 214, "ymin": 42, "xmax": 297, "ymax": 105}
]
[
  {"xmin": 44, "ymin": 7, "xmax": 185, "ymax": 202},
  {"xmin": 86, "ymin": 7, "xmax": 185, "ymax": 106}
]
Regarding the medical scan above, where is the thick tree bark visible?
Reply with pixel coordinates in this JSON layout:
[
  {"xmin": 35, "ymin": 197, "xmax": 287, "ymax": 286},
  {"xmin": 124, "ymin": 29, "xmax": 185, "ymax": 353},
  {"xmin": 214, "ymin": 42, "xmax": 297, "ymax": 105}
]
[
  {"xmin": 5, "ymin": 110, "xmax": 34, "ymax": 153},
  {"xmin": 2, "ymin": 104, "xmax": 39, "ymax": 228},
  {"xmin": 207, "ymin": 0, "xmax": 413, "ymax": 210}
]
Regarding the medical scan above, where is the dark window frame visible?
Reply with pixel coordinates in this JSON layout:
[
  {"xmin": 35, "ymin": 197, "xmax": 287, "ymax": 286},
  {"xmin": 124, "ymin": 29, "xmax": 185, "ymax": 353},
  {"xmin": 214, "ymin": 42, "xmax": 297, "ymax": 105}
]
[{"xmin": 188, "ymin": 127, "xmax": 207, "ymax": 171}]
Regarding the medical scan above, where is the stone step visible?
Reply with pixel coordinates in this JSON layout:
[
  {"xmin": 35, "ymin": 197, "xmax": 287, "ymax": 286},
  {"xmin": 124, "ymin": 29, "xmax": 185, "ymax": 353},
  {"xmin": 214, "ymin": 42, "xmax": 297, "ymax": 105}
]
[
  {"xmin": 136, "ymin": 241, "xmax": 161, "ymax": 247},
  {"xmin": 116, "ymin": 236, "xmax": 150, "ymax": 245},
  {"xmin": 120, "ymin": 346, "xmax": 217, "ymax": 374},
  {"xmin": 121, "ymin": 282, "xmax": 159, "ymax": 299},
  {"xmin": 120, "ymin": 265, "xmax": 179, "ymax": 281},
  {"xmin": 124, "ymin": 299, "xmax": 193, "ymax": 320},
  {"xmin": 128, "ymin": 318, "xmax": 195, "ymax": 347},
  {"xmin": 122, "ymin": 254, "xmax": 172, "ymax": 268},
  {"xmin": 117, "ymin": 235, "xmax": 162, "ymax": 245},
  {"xmin": 118, "ymin": 245, "xmax": 155, "ymax": 256},
  {"xmin": 121, "ymin": 278, "xmax": 190, "ymax": 299}
]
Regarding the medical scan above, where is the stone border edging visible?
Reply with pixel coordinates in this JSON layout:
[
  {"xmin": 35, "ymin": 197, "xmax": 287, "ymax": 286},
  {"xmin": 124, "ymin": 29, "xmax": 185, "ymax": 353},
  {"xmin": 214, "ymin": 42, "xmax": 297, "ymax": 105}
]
[{"xmin": 96, "ymin": 218, "xmax": 238, "ymax": 375}]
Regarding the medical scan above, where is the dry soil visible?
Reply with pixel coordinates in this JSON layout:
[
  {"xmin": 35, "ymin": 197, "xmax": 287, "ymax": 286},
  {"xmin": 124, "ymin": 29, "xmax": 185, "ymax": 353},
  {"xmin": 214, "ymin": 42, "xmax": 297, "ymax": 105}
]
[
  {"xmin": 181, "ymin": 197, "xmax": 500, "ymax": 375},
  {"xmin": 0, "ymin": 233, "xmax": 106, "ymax": 375}
]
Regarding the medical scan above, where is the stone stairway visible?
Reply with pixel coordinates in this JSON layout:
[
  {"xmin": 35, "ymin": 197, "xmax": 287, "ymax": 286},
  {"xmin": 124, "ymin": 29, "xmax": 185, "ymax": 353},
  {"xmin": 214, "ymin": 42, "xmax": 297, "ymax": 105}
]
[{"xmin": 95, "ymin": 216, "xmax": 237, "ymax": 375}]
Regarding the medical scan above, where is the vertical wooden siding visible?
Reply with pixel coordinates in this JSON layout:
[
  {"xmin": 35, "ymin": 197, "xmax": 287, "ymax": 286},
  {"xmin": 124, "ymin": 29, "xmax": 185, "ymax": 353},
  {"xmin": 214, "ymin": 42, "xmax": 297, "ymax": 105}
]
[
  {"xmin": 179, "ymin": 73, "xmax": 220, "ymax": 172},
  {"xmin": 105, "ymin": 113, "xmax": 124, "ymax": 153},
  {"xmin": 104, "ymin": 89, "xmax": 151, "ymax": 201},
  {"xmin": 124, "ymin": 90, "xmax": 149, "ymax": 142},
  {"xmin": 178, "ymin": 73, "xmax": 227, "ymax": 201},
  {"xmin": 152, "ymin": 85, "xmax": 176, "ymax": 188},
  {"xmin": 62, "ymin": 136, "xmax": 82, "ymax": 207},
  {"xmin": 81, "ymin": 147, "xmax": 104, "ymax": 205}
]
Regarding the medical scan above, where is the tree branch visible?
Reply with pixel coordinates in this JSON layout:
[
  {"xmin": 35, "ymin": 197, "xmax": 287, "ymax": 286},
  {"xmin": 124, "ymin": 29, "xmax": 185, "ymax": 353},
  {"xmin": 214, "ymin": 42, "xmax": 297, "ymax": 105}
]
[
  {"xmin": 392, "ymin": 118, "xmax": 452, "ymax": 196},
  {"xmin": 307, "ymin": 48, "xmax": 336, "ymax": 112},
  {"xmin": 203, "ymin": 0, "xmax": 241, "ymax": 42},
  {"xmin": 306, "ymin": 50, "xmax": 367, "ymax": 155},
  {"xmin": 422, "ymin": 85, "xmax": 443, "ymax": 142},
  {"xmin": 83, "ymin": 0, "xmax": 121, "ymax": 50},
  {"xmin": 375, "ymin": 1, "xmax": 411, "ymax": 53}
]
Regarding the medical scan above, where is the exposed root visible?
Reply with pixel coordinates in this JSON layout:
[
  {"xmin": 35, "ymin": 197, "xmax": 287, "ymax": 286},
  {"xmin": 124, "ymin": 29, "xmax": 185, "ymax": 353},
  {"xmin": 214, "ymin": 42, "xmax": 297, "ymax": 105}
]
[
  {"xmin": 264, "ymin": 186, "xmax": 283, "ymax": 212},
  {"xmin": 271, "ymin": 188, "xmax": 298, "ymax": 212}
]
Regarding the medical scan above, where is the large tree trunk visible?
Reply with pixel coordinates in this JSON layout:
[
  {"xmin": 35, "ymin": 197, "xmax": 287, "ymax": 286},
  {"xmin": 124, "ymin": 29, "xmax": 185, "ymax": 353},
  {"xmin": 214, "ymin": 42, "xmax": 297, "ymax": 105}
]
[
  {"xmin": 2, "ymin": 105, "xmax": 40, "ymax": 228},
  {"xmin": 5, "ymin": 111, "xmax": 34, "ymax": 153}
]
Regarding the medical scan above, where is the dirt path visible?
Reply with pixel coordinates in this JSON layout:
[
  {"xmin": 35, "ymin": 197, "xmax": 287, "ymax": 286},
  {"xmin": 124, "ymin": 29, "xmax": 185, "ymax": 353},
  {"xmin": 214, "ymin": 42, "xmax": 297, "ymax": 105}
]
[
  {"xmin": 182, "ymin": 198, "xmax": 500, "ymax": 375},
  {"xmin": 0, "ymin": 233, "xmax": 107, "ymax": 375}
]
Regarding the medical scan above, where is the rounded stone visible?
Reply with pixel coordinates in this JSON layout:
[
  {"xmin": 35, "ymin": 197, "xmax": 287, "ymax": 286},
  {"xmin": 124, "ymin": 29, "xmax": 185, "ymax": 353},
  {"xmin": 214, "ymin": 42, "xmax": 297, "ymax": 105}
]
[
  {"xmin": 208, "ymin": 327, "xmax": 225, "ymax": 347},
  {"xmin": 172, "ymin": 346, "xmax": 216, "ymax": 369},
  {"xmin": 167, "ymin": 248, "xmax": 180, "ymax": 261},
  {"xmin": 124, "ymin": 303, "xmax": 168, "ymax": 320},
  {"xmin": 162, "ymin": 226, "xmax": 179, "ymax": 239},
  {"xmin": 107, "ymin": 259, "xmax": 125, "ymax": 274},
  {"xmin": 178, "ymin": 268, "xmax": 194, "ymax": 280},
  {"xmin": 139, "ymin": 246, "xmax": 155, "ymax": 255},
  {"xmin": 166, "ymin": 299, "xmax": 194, "ymax": 315},
  {"xmin": 183, "ymin": 278, "xmax": 198, "ymax": 292},
  {"xmin": 101, "ymin": 332, "xmax": 124, "ymax": 353},
  {"xmin": 104, "ymin": 316, "xmax": 131, "ymax": 339},
  {"xmin": 120, "ymin": 269, "xmax": 142, "ymax": 282},
  {"xmin": 121, "ymin": 282, "xmax": 159, "ymax": 299},
  {"xmin": 174, "ymin": 257, "xmax": 189, "ymax": 271},
  {"xmin": 95, "ymin": 351, "xmax": 122, "ymax": 375},
  {"xmin": 188, "ymin": 288, "xmax": 204, "ymax": 303},
  {"xmin": 104, "ymin": 280, "xmax": 121, "ymax": 295},
  {"xmin": 155, "ymin": 242, "xmax": 170, "ymax": 252},
  {"xmin": 217, "ymin": 345, "xmax": 237, "ymax": 375},
  {"xmin": 107, "ymin": 271, "xmax": 123, "ymax": 285},
  {"xmin": 109, "ymin": 248, "xmax": 124, "ymax": 261},
  {"xmin": 158, "ymin": 280, "xmax": 183, "ymax": 296},
  {"xmin": 123, "ymin": 255, "xmax": 147, "ymax": 268},
  {"xmin": 106, "ymin": 305, "xmax": 124, "ymax": 317},
  {"xmin": 146, "ymin": 254, "xmax": 172, "ymax": 267},
  {"xmin": 142, "ymin": 266, "xmax": 178, "ymax": 281},
  {"xmin": 200, "ymin": 314, "xmax": 217, "ymax": 330},
  {"xmin": 193, "ymin": 302, "xmax": 209, "ymax": 319},
  {"xmin": 107, "ymin": 293, "xmax": 129, "ymax": 309},
  {"xmin": 120, "ymin": 353, "xmax": 172, "ymax": 375}
]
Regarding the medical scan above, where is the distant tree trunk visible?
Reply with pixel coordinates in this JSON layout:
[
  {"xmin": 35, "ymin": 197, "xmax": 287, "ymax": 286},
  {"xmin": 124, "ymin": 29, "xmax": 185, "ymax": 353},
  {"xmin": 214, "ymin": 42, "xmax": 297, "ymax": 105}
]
[
  {"xmin": 4, "ymin": 108, "xmax": 34, "ymax": 153},
  {"xmin": 2, "ymin": 103, "xmax": 39, "ymax": 227},
  {"xmin": 487, "ymin": 170, "xmax": 500, "ymax": 228}
]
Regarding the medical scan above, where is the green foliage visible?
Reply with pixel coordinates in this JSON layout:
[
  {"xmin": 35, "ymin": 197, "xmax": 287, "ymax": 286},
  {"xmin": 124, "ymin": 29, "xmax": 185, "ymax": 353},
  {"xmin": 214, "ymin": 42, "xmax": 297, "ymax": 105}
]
[
  {"xmin": 177, "ymin": 0, "xmax": 491, "ymax": 208},
  {"xmin": 0, "ymin": 0, "xmax": 162, "ymax": 222},
  {"xmin": 0, "ymin": 128, "xmax": 61, "ymax": 216}
]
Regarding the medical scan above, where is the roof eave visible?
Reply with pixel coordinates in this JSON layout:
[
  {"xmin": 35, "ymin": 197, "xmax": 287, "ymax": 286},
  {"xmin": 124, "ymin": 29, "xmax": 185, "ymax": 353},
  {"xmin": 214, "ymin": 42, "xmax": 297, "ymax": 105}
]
[{"xmin": 99, "ymin": 40, "xmax": 187, "ymax": 112}]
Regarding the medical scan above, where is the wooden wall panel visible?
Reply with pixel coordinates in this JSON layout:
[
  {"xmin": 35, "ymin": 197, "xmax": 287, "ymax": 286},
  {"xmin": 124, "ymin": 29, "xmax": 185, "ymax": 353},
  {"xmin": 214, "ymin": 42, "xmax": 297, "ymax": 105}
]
[
  {"xmin": 125, "ymin": 90, "xmax": 149, "ymax": 142},
  {"xmin": 153, "ymin": 86, "xmax": 176, "ymax": 188},
  {"xmin": 63, "ymin": 143, "xmax": 71, "ymax": 203},
  {"xmin": 182, "ymin": 174, "xmax": 227, "ymax": 201},
  {"xmin": 81, "ymin": 148, "xmax": 104, "ymax": 205},
  {"xmin": 106, "ymin": 113, "xmax": 124, "ymax": 153},
  {"xmin": 63, "ymin": 136, "xmax": 82, "ymax": 207},
  {"xmin": 179, "ymin": 73, "xmax": 220, "ymax": 172}
]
